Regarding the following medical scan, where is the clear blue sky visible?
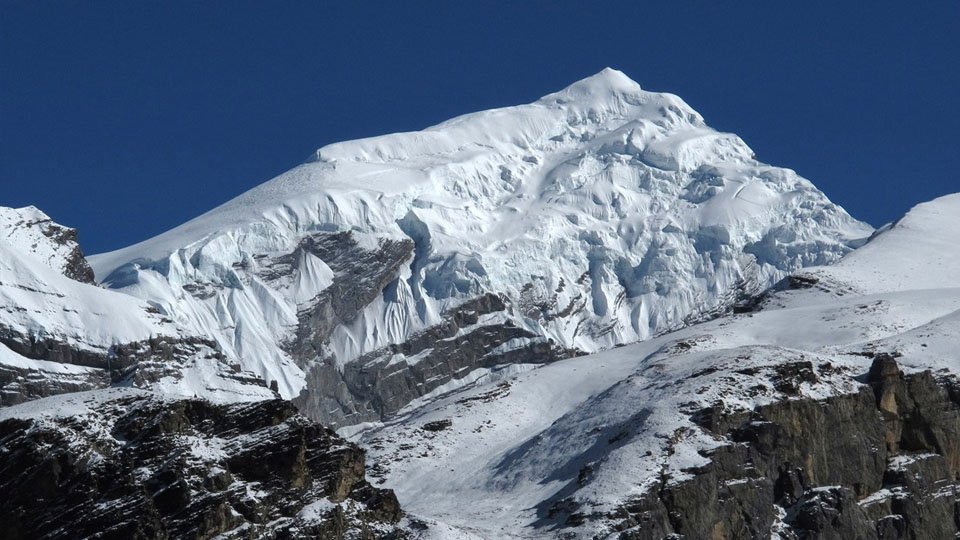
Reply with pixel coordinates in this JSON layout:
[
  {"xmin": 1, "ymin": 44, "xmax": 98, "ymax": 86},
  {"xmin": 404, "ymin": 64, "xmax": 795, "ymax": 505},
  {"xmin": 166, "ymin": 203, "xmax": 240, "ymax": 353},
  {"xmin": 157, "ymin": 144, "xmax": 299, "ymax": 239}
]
[{"xmin": 2, "ymin": 1, "xmax": 958, "ymax": 254}]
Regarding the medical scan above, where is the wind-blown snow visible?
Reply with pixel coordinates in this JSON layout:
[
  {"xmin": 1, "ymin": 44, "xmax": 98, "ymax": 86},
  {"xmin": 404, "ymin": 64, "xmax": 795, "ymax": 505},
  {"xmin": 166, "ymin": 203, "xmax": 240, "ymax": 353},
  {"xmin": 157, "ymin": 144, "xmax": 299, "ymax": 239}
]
[
  {"xmin": 88, "ymin": 68, "xmax": 871, "ymax": 401},
  {"xmin": 356, "ymin": 194, "xmax": 960, "ymax": 538}
]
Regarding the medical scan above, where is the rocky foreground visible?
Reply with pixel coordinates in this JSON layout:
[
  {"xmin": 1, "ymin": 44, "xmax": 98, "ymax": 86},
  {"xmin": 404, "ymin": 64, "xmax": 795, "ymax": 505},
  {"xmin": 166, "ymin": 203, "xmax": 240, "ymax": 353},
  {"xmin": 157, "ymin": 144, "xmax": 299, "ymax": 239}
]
[{"xmin": 0, "ymin": 390, "xmax": 409, "ymax": 539}]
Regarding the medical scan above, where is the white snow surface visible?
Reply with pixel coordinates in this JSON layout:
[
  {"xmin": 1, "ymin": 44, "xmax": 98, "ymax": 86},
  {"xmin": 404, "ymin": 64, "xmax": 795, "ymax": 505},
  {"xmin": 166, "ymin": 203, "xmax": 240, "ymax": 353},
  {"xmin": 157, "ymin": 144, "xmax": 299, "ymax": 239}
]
[
  {"xmin": 355, "ymin": 194, "xmax": 960, "ymax": 538},
  {"xmin": 89, "ymin": 68, "xmax": 871, "ymax": 400},
  {"xmin": 0, "ymin": 206, "xmax": 276, "ymax": 404},
  {"xmin": 807, "ymin": 193, "xmax": 960, "ymax": 294}
]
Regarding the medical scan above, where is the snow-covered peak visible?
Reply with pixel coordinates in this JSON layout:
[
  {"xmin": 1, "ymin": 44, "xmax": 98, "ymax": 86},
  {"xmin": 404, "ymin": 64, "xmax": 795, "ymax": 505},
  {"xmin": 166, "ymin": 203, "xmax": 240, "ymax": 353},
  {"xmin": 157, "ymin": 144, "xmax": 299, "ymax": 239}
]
[
  {"xmin": 1, "ymin": 205, "xmax": 46, "ymax": 223},
  {"xmin": 546, "ymin": 67, "xmax": 643, "ymax": 98},
  {"xmin": 539, "ymin": 67, "xmax": 702, "ymax": 124},
  {"xmin": 0, "ymin": 212, "xmax": 174, "ymax": 351},
  {"xmin": 92, "ymin": 69, "xmax": 797, "ymax": 275},
  {"xmin": 89, "ymin": 70, "xmax": 871, "ymax": 407},
  {"xmin": 0, "ymin": 205, "xmax": 95, "ymax": 283},
  {"xmin": 307, "ymin": 69, "xmax": 703, "ymax": 168},
  {"xmin": 0, "ymin": 207, "xmax": 277, "ymax": 405}
]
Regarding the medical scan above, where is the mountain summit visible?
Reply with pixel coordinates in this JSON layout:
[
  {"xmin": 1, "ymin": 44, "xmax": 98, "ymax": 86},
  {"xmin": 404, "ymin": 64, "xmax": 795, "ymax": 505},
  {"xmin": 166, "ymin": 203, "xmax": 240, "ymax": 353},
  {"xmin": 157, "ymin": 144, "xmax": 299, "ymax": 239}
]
[{"xmin": 89, "ymin": 70, "xmax": 871, "ymax": 426}]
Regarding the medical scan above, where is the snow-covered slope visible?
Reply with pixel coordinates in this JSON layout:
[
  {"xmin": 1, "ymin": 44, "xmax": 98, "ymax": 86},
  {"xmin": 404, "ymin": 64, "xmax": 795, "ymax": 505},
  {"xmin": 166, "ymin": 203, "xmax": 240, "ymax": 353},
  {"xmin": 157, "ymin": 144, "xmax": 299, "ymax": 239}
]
[
  {"xmin": 357, "ymin": 194, "xmax": 960, "ymax": 538},
  {"xmin": 91, "ymin": 69, "xmax": 871, "ymax": 422},
  {"xmin": 0, "ymin": 211, "xmax": 175, "ymax": 348},
  {"xmin": 4, "ymin": 71, "xmax": 955, "ymax": 539},
  {"xmin": 88, "ymin": 69, "xmax": 871, "ymax": 425},
  {"xmin": 0, "ymin": 206, "xmax": 275, "ymax": 405},
  {"xmin": 805, "ymin": 193, "xmax": 960, "ymax": 294}
]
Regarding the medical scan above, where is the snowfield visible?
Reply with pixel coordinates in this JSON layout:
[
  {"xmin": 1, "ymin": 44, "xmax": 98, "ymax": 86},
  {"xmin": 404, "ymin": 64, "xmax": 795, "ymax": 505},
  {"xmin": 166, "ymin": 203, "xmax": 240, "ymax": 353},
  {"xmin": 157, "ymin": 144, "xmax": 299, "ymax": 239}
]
[{"xmin": 0, "ymin": 206, "xmax": 175, "ymax": 354}]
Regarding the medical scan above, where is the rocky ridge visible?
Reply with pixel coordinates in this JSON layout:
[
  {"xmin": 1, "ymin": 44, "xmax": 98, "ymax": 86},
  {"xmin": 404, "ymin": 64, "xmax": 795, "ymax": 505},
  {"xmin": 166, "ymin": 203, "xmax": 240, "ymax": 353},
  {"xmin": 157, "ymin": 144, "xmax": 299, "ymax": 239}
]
[{"xmin": 0, "ymin": 205, "xmax": 95, "ymax": 284}]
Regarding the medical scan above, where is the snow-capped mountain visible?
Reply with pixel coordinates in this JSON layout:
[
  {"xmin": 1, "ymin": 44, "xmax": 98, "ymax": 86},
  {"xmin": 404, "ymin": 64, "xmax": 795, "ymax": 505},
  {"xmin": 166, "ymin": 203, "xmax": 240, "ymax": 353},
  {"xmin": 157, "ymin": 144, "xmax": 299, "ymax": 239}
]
[
  {"xmin": 359, "ymin": 194, "xmax": 960, "ymax": 538},
  {"xmin": 88, "ymin": 68, "xmax": 871, "ymax": 426},
  {"xmin": 2, "ymin": 68, "xmax": 958, "ymax": 540},
  {"xmin": 0, "ymin": 211, "xmax": 413, "ymax": 539}
]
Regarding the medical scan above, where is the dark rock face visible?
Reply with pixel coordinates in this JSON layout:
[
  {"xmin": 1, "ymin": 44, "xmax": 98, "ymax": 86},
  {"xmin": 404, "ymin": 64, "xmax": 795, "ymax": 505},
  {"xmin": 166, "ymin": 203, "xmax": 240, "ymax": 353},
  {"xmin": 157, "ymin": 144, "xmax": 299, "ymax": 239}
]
[
  {"xmin": 295, "ymin": 292, "xmax": 576, "ymax": 427},
  {"xmin": 1, "ymin": 324, "xmax": 206, "ymax": 373},
  {"xmin": 605, "ymin": 355, "xmax": 960, "ymax": 539},
  {"xmin": 421, "ymin": 419, "xmax": 453, "ymax": 432},
  {"xmin": 0, "ymin": 393, "xmax": 408, "ymax": 539},
  {"xmin": 35, "ymin": 218, "xmax": 97, "ymax": 284},
  {"xmin": 0, "ymin": 360, "xmax": 109, "ymax": 407},
  {"xmin": 250, "ymin": 230, "xmax": 582, "ymax": 427},
  {"xmin": 789, "ymin": 487, "xmax": 876, "ymax": 540}
]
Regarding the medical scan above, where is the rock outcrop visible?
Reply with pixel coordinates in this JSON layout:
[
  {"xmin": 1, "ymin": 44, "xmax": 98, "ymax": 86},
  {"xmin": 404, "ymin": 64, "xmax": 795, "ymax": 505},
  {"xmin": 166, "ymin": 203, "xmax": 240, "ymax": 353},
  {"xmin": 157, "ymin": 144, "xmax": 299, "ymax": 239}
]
[
  {"xmin": 604, "ymin": 354, "xmax": 960, "ymax": 539},
  {"xmin": 0, "ymin": 357, "xmax": 108, "ymax": 407},
  {"xmin": 0, "ymin": 205, "xmax": 95, "ymax": 284},
  {"xmin": 0, "ymin": 391, "xmax": 408, "ymax": 539},
  {"xmin": 281, "ymin": 231, "xmax": 415, "ymax": 364}
]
